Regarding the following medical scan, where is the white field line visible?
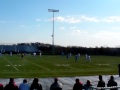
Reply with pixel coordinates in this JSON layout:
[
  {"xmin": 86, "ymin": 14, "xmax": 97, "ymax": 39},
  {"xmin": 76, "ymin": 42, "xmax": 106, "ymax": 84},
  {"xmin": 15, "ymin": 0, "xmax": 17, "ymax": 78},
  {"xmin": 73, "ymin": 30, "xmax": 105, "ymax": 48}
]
[
  {"xmin": 69, "ymin": 66, "xmax": 80, "ymax": 70},
  {"xmin": 4, "ymin": 58, "xmax": 19, "ymax": 71},
  {"xmin": 0, "ymin": 69, "xmax": 110, "ymax": 73},
  {"xmin": 41, "ymin": 60, "xmax": 80, "ymax": 70},
  {"xmin": 25, "ymin": 60, "xmax": 50, "ymax": 71}
]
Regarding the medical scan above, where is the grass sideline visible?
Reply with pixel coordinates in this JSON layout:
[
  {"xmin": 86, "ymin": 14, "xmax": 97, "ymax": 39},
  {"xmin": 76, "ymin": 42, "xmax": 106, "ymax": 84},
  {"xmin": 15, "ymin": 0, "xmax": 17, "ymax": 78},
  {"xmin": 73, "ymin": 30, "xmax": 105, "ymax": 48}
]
[{"xmin": 0, "ymin": 54, "xmax": 119, "ymax": 78}]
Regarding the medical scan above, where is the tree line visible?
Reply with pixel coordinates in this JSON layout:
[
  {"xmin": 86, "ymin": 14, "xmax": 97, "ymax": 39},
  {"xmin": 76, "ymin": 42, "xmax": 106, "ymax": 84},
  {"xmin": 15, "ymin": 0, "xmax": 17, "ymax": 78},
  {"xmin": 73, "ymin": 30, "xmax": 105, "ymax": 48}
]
[
  {"xmin": 33, "ymin": 42, "xmax": 120, "ymax": 56},
  {"xmin": 1, "ymin": 42, "xmax": 120, "ymax": 56}
]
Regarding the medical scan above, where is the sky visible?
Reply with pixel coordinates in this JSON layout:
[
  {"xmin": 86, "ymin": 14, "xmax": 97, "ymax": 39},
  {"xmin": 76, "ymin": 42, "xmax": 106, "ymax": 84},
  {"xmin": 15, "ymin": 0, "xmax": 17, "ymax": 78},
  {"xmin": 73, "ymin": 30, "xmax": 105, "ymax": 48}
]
[{"xmin": 0, "ymin": 0, "xmax": 120, "ymax": 47}]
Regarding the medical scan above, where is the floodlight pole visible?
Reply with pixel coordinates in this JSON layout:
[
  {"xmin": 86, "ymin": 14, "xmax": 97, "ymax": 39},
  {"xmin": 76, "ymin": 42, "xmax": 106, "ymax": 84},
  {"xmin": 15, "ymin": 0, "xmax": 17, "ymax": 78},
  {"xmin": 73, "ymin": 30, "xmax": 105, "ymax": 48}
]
[{"xmin": 48, "ymin": 9, "xmax": 59, "ymax": 55}]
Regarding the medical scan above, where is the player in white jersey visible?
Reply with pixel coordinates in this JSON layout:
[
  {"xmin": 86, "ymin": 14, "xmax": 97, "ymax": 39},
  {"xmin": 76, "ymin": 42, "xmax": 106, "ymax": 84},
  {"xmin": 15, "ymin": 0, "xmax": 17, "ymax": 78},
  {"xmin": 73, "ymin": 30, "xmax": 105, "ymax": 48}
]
[
  {"xmin": 33, "ymin": 52, "xmax": 36, "ymax": 57},
  {"xmin": 88, "ymin": 55, "xmax": 91, "ymax": 62},
  {"xmin": 0, "ymin": 53, "xmax": 2, "ymax": 57},
  {"xmin": 10, "ymin": 52, "xmax": 12, "ymax": 56},
  {"xmin": 39, "ymin": 52, "xmax": 42, "ymax": 57}
]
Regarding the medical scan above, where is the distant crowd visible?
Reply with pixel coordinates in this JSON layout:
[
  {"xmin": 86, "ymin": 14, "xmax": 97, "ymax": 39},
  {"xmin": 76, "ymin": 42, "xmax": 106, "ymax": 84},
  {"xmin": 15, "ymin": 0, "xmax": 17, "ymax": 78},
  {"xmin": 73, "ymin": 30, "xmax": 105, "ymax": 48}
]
[{"xmin": 0, "ymin": 75, "xmax": 118, "ymax": 90}]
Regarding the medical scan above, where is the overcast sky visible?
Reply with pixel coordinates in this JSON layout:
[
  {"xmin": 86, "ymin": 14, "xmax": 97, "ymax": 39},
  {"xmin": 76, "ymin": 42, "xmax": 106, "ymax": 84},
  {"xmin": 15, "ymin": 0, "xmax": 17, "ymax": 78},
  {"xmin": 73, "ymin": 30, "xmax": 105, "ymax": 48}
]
[{"xmin": 0, "ymin": 0, "xmax": 120, "ymax": 47}]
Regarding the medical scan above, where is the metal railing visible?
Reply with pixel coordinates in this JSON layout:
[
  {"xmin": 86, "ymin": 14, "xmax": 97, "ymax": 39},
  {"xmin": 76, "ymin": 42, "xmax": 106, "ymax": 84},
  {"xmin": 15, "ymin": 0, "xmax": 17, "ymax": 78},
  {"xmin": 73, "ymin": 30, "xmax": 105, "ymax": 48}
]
[{"xmin": 91, "ymin": 86, "xmax": 120, "ymax": 90}]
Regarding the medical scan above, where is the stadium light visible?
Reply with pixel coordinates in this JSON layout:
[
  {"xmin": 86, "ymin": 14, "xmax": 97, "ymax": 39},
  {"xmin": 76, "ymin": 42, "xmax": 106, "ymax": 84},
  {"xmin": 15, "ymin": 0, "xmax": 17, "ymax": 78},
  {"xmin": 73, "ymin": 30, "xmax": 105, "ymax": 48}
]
[{"xmin": 48, "ymin": 9, "xmax": 59, "ymax": 55}]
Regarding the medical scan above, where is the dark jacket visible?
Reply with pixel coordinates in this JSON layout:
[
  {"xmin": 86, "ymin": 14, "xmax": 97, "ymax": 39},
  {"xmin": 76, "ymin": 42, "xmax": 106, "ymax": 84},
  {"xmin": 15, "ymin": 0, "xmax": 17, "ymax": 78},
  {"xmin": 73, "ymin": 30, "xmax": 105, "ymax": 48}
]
[
  {"xmin": 73, "ymin": 82, "xmax": 83, "ymax": 90},
  {"xmin": 97, "ymin": 80, "xmax": 105, "ymax": 87},
  {"xmin": 50, "ymin": 82, "xmax": 62, "ymax": 90},
  {"xmin": 30, "ymin": 83, "xmax": 42, "ymax": 90},
  {"xmin": 107, "ymin": 79, "xmax": 117, "ymax": 90},
  {"xmin": 0, "ymin": 84, "xmax": 3, "ymax": 90},
  {"xmin": 4, "ymin": 82, "xmax": 18, "ymax": 90}
]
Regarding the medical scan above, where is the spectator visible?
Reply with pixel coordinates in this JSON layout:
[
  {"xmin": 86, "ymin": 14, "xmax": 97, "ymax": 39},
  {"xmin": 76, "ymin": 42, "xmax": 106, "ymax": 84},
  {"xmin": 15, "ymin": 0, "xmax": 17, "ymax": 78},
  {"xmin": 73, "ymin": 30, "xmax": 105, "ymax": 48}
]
[
  {"xmin": 97, "ymin": 75, "xmax": 105, "ymax": 90},
  {"xmin": 4, "ymin": 78, "xmax": 18, "ymax": 90},
  {"xmin": 19, "ymin": 79, "xmax": 30, "ymax": 90},
  {"xmin": 118, "ymin": 64, "xmax": 120, "ymax": 77},
  {"xmin": 73, "ymin": 78, "xmax": 83, "ymax": 90},
  {"xmin": 50, "ymin": 78, "xmax": 62, "ymax": 90},
  {"xmin": 107, "ymin": 76, "xmax": 117, "ymax": 90},
  {"xmin": 30, "ymin": 78, "xmax": 42, "ymax": 90},
  {"xmin": 84, "ymin": 80, "xmax": 92, "ymax": 90},
  {"xmin": 0, "ymin": 83, "xmax": 3, "ymax": 90}
]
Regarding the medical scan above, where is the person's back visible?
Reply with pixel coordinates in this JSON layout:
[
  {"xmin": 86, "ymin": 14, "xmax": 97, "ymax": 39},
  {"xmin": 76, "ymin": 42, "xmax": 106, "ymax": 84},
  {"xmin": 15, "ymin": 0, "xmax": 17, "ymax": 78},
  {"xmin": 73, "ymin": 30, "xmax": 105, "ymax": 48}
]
[
  {"xmin": 97, "ymin": 75, "xmax": 105, "ymax": 90},
  {"xmin": 118, "ymin": 64, "xmax": 120, "ymax": 76},
  {"xmin": 84, "ymin": 80, "xmax": 92, "ymax": 90},
  {"xmin": 4, "ymin": 78, "xmax": 18, "ymax": 90},
  {"xmin": 73, "ymin": 78, "xmax": 83, "ymax": 90},
  {"xmin": 0, "ymin": 84, "xmax": 3, "ymax": 90},
  {"xmin": 19, "ymin": 79, "xmax": 30, "ymax": 90},
  {"xmin": 107, "ymin": 76, "xmax": 117, "ymax": 90},
  {"xmin": 50, "ymin": 78, "xmax": 62, "ymax": 90},
  {"xmin": 30, "ymin": 78, "xmax": 42, "ymax": 90}
]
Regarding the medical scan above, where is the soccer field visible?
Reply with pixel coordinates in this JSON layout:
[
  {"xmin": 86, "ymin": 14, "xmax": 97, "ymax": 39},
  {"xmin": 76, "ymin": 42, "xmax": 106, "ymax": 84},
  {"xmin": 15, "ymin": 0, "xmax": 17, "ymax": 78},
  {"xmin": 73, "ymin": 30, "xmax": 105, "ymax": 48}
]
[{"xmin": 0, "ymin": 54, "xmax": 120, "ymax": 78}]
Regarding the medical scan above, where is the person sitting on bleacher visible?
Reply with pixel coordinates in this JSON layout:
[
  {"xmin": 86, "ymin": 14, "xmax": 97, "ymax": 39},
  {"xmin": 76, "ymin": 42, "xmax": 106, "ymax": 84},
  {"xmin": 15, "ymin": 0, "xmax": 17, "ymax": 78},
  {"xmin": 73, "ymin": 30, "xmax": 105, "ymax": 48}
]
[
  {"xmin": 50, "ymin": 78, "xmax": 62, "ymax": 90},
  {"xmin": 97, "ymin": 75, "xmax": 105, "ymax": 90},
  {"xmin": 4, "ymin": 78, "xmax": 18, "ymax": 90},
  {"xmin": 84, "ymin": 80, "xmax": 92, "ymax": 90},
  {"xmin": 0, "ymin": 83, "xmax": 3, "ymax": 90},
  {"xmin": 30, "ymin": 78, "xmax": 42, "ymax": 90},
  {"xmin": 19, "ymin": 79, "xmax": 30, "ymax": 90},
  {"xmin": 107, "ymin": 75, "xmax": 117, "ymax": 90},
  {"xmin": 73, "ymin": 78, "xmax": 83, "ymax": 90}
]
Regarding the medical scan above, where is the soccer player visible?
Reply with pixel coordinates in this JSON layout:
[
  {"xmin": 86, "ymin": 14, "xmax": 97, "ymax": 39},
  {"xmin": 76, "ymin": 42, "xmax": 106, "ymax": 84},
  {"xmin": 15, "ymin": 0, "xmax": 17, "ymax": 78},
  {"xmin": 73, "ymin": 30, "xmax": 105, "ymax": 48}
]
[
  {"xmin": 78, "ymin": 53, "xmax": 80, "ymax": 59},
  {"xmin": 21, "ymin": 53, "xmax": 24, "ymax": 60},
  {"xmin": 85, "ymin": 54, "xmax": 88, "ymax": 61},
  {"xmin": 69, "ymin": 53, "xmax": 72, "ymax": 57},
  {"xmin": 0, "ymin": 52, "xmax": 2, "ymax": 58},
  {"xmin": 39, "ymin": 52, "xmax": 42, "ymax": 57},
  {"xmin": 61, "ymin": 52, "xmax": 64, "ymax": 56},
  {"xmin": 66, "ymin": 54, "xmax": 69, "ymax": 59},
  {"xmin": 75, "ymin": 55, "xmax": 78, "ymax": 62},
  {"xmin": 33, "ymin": 52, "xmax": 36, "ymax": 58},
  {"xmin": 10, "ymin": 52, "xmax": 12, "ymax": 56},
  {"xmin": 88, "ymin": 55, "xmax": 91, "ymax": 62}
]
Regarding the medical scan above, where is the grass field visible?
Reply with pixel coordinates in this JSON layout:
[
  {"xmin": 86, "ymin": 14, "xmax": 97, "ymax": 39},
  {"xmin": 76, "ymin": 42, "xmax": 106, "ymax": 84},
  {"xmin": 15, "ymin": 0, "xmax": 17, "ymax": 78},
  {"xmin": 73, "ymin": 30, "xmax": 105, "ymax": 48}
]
[{"xmin": 0, "ymin": 54, "xmax": 120, "ymax": 78}]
